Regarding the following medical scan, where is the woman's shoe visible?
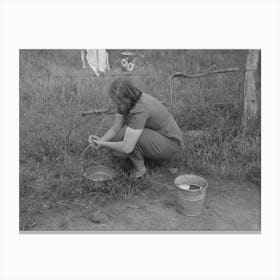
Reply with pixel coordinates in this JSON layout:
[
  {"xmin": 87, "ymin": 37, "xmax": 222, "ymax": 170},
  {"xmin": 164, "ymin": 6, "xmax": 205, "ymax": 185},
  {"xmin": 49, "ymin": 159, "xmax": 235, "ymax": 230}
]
[{"xmin": 131, "ymin": 167, "xmax": 147, "ymax": 179}]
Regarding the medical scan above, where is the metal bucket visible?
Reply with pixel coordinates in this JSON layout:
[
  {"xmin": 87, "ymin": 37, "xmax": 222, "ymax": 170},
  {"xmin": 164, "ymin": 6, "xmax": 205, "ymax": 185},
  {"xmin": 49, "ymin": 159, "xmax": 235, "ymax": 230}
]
[
  {"xmin": 120, "ymin": 51, "xmax": 136, "ymax": 72},
  {"xmin": 174, "ymin": 174, "xmax": 208, "ymax": 216}
]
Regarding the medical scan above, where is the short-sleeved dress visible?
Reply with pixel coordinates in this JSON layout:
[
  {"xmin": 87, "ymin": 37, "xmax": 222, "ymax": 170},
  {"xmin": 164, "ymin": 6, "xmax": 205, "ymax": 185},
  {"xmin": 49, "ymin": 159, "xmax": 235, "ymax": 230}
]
[{"xmin": 115, "ymin": 93, "xmax": 184, "ymax": 161}]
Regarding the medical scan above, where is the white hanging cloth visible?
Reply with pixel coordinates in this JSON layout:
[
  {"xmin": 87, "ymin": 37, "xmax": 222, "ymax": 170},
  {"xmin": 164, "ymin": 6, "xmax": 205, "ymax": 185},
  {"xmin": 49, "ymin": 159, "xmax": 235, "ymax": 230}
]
[{"xmin": 83, "ymin": 49, "xmax": 110, "ymax": 76}]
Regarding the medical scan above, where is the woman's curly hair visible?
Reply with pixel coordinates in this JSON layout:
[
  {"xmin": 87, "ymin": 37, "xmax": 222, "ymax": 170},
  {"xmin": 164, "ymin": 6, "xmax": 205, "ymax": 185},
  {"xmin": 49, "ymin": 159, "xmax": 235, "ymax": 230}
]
[{"xmin": 108, "ymin": 78, "xmax": 142, "ymax": 113}]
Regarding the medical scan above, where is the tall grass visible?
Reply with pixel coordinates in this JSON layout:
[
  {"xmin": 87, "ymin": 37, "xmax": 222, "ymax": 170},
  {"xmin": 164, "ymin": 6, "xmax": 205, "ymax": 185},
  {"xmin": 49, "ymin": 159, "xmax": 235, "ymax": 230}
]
[{"xmin": 19, "ymin": 49, "xmax": 260, "ymax": 228}]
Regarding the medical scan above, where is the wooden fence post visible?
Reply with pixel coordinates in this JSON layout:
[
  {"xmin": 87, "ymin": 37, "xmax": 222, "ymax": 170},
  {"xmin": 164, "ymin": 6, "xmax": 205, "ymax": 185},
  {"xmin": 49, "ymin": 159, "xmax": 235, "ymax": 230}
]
[{"xmin": 242, "ymin": 50, "xmax": 261, "ymax": 127}]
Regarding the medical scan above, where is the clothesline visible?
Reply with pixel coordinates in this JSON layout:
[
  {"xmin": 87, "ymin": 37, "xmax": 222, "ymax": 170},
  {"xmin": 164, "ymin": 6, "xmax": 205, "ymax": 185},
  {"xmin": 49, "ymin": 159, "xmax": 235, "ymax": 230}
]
[{"xmin": 29, "ymin": 73, "xmax": 133, "ymax": 79}]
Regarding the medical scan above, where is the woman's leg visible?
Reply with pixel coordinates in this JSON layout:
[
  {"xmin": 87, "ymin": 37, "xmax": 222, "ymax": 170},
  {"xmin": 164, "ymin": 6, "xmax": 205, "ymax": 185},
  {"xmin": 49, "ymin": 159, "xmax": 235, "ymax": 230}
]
[
  {"xmin": 128, "ymin": 128, "xmax": 180, "ymax": 177},
  {"xmin": 129, "ymin": 157, "xmax": 147, "ymax": 178},
  {"xmin": 129, "ymin": 128, "xmax": 180, "ymax": 162},
  {"xmin": 111, "ymin": 126, "xmax": 133, "ymax": 172},
  {"xmin": 112, "ymin": 126, "xmax": 180, "ymax": 178},
  {"xmin": 112, "ymin": 126, "xmax": 147, "ymax": 177}
]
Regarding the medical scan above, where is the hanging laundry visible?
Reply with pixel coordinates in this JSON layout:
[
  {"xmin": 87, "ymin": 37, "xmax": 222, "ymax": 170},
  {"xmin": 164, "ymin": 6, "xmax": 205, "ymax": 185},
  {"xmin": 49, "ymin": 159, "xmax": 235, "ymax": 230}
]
[{"xmin": 81, "ymin": 49, "xmax": 110, "ymax": 76}]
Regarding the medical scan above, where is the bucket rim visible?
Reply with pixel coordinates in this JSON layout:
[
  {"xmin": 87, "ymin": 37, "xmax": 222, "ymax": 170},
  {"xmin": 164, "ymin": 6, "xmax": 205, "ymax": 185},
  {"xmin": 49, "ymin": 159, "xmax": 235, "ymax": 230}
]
[
  {"xmin": 84, "ymin": 165, "xmax": 116, "ymax": 182},
  {"xmin": 174, "ymin": 174, "xmax": 208, "ymax": 191}
]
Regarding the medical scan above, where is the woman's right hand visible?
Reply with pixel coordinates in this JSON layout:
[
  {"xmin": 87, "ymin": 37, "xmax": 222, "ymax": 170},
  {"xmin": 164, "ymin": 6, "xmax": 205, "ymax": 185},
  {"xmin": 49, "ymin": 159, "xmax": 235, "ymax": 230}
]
[{"xmin": 88, "ymin": 135, "xmax": 101, "ymax": 149}]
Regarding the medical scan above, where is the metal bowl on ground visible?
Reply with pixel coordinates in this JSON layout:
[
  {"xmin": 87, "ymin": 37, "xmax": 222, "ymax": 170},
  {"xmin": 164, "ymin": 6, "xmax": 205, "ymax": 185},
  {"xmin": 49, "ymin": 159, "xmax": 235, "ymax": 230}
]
[{"xmin": 84, "ymin": 165, "xmax": 116, "ymax": 182}]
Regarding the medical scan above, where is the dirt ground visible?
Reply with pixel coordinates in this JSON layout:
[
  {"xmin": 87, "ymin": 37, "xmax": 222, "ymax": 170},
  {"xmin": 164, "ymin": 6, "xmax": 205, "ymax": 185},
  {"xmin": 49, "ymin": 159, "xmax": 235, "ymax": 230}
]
[{"xmin": 24, "ymin": 167, "xmax": 261, "ymax": 232}]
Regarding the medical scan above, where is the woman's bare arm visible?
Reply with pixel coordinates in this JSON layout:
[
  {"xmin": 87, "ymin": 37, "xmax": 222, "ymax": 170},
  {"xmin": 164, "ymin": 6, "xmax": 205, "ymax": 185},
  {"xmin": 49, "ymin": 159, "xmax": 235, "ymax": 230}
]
[{"xmin": 100, "ymin": 114, "xmax": 124, "ymax": 142}]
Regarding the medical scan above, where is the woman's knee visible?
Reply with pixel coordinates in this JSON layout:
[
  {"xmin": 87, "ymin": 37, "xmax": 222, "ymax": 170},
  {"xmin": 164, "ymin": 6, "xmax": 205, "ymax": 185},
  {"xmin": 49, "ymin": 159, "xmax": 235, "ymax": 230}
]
[
  {"xmin": 112, "ymin": 151, "xmax": 128, "ymax": 158},
  {"xmin": 137, "ymin": 137, "xmax": 180, "ymax": 161}
]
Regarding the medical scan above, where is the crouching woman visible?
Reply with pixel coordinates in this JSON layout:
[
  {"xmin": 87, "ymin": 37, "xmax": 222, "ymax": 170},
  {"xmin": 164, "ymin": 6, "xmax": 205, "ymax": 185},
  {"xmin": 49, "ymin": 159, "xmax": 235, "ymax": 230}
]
[{"xmin": 89, "ymin": 78, "xmax": 184, "ymax": 178}]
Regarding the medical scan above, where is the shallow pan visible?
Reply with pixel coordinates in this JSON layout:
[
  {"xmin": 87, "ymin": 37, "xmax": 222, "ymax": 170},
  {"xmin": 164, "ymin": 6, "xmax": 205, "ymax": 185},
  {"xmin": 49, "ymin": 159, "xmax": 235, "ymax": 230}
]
[{"xmin": 84, "ymin": 165, "xmax": 116, "ymax": 182}]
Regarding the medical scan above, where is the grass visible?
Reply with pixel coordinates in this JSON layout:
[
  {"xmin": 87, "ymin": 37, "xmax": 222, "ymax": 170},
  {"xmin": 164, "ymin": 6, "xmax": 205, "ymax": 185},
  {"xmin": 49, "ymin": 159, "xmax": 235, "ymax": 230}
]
[{"xmin": 19, "ymin": 49, "xmax": 261, "ymax": 230}]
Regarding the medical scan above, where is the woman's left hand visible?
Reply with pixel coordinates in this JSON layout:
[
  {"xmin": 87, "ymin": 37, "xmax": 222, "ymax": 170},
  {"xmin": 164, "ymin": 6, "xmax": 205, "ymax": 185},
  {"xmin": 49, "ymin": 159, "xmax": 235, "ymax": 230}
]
[
  {"xmin": 88, "ymin": 135, "xmax": 103, "ymax": 149},
  {"xmin": 91, "ymin": 139, "xmax": 104, "ymax": 149}
]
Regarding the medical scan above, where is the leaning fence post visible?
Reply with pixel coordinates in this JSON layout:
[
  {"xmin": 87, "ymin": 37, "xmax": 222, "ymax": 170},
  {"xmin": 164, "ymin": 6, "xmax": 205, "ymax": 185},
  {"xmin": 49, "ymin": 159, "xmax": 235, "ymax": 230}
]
[{"xmin": 242, "ymin": 49, "xmax": 261, "ymax": 128}]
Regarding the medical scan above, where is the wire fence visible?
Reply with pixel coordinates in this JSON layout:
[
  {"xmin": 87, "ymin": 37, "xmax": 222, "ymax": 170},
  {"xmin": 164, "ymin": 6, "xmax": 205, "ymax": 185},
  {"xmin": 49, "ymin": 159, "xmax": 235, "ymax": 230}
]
[
  {"xmin": 26, "ymin": 69, "xmax": 255, "ymax": 81},
  {"xmin": 25, "ymin": 66, "xmax": 249, "ymax": 113}
]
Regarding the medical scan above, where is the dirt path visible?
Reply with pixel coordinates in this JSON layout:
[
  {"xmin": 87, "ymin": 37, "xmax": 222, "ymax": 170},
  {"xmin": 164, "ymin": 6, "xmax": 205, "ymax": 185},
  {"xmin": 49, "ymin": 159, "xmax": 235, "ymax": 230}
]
[{"xmin": 28, "ymin": 173, "xmax": 260, "ymax": 232}]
